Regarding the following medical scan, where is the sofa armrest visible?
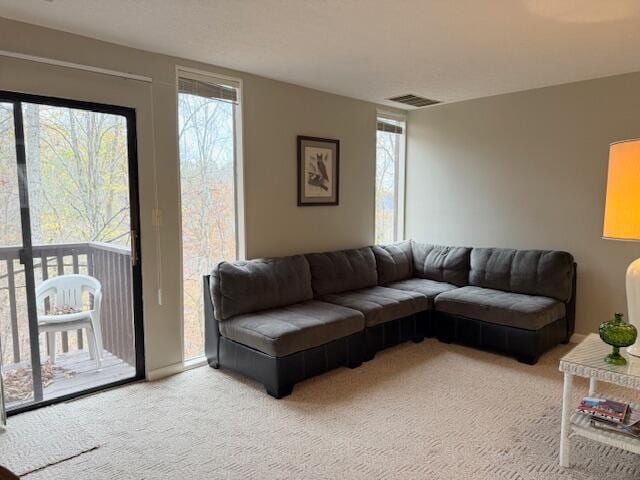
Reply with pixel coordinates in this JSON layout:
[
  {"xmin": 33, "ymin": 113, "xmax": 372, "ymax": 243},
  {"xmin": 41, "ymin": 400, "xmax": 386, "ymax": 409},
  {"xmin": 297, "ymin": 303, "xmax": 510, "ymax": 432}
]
[
  {"xmin": 564, "ymin": 262, "xmax": 577, "ymax": 342},
  {"xmin": 203, "ymin": 274, "xmax": 220, "ymax": 368}
]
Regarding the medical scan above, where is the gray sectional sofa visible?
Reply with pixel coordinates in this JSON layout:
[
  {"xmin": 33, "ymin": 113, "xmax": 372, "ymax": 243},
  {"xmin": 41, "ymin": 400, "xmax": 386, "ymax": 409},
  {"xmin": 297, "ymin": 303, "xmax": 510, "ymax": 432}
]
[{"xmin": 204, "ymin": 241, "xmax": 576, "ymax": 398}]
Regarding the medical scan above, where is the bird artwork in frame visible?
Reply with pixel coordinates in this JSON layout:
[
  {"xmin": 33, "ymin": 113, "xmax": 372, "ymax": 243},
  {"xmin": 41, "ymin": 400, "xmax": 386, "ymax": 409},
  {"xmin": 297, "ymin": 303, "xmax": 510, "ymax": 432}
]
[{"xmin": 297, "ymin": 136, "xmax": 340, "ymax": 206}]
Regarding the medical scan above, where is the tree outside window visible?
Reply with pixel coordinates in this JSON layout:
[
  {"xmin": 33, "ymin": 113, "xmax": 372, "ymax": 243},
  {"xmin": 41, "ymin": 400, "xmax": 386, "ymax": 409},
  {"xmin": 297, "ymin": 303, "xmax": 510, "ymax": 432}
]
[
  {"xmin": 178, "ymin": 87, "xmax": 238, "ymax": 360},
  {"xmin": 375, "ymin": 117, "xmax": 405, "ymax": 244}
]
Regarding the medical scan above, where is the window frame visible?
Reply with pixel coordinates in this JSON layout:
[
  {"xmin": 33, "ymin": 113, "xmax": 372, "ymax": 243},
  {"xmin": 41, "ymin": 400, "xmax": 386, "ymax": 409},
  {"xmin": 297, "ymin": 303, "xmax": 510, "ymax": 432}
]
[
  {"xmin": 375, "ymin": 110, "xmax": 407, "ymax": 244},
  {"xmin": 175, "ymin": 66, "xmax": 246, "ymax": 365}
]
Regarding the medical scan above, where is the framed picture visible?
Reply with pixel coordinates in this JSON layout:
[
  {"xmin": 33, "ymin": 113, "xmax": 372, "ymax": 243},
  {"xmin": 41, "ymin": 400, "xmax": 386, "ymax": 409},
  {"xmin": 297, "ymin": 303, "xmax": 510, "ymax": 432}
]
[{"xmin": 297, "ymin": 136, "xmax": 339, "ymax": 206}]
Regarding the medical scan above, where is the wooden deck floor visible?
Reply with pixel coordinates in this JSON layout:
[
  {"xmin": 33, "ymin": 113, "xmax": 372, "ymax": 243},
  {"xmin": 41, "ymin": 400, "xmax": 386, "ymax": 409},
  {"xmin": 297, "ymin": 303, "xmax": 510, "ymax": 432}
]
[{"xmin": 5, "ymin": 350, "xmax": 136, "ymax": 411}]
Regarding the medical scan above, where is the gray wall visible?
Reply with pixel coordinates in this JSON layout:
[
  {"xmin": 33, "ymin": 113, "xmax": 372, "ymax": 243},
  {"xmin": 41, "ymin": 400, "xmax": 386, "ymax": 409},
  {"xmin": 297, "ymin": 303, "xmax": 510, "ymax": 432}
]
[
  {"xmin": 0, "ymin": 17, "xmax": 383, "ymax": 374},
  {"xmin": 406, "ymin": 72, "xmax": 640, "ymax": 334},
  {"xmin": 243, "ymin": 80, "xmax": 377, "ymax": 257}
]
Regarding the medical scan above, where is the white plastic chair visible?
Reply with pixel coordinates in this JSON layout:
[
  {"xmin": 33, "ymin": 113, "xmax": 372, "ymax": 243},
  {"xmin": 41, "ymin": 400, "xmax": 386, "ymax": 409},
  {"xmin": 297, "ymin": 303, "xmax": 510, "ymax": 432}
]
[{"xmin": 35, "ymin": 274, "xmax": 104, "ymax": 370}]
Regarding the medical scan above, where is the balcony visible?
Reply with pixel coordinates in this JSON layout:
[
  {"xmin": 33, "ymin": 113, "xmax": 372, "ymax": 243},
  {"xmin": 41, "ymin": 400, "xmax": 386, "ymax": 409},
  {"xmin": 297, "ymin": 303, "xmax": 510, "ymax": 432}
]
[{"xmin": 0, "ymin": 241, "xmax": 136, "ymax": 412}]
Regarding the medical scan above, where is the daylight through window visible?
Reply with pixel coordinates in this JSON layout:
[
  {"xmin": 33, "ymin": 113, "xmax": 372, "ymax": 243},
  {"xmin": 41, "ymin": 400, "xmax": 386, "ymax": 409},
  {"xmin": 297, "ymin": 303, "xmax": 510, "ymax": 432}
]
[
  {"xmin": 375, "ymin": 115, "xmax": 406, "ymax": 244},
  {"xmin": 178, "ymin": 72, "xmax": 242, "ymax": 360}
]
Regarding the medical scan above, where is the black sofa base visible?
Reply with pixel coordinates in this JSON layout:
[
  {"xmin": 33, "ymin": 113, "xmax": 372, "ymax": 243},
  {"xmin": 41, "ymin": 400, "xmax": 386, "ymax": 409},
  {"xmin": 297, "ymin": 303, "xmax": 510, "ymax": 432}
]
[
  {"xmin": 416, "ymin": 310, "xmax": 435, "ymax": 338},
  {"xmin": 211, "ymin": 333, "xmax": 365, "ymax": 398},
  {"xmin": 364, "ymin": 313, "xmax": 425, "ymax": 361},
  {"xmin": 432, "ymin": 311, "xmax": 568, "ymax": 365}
]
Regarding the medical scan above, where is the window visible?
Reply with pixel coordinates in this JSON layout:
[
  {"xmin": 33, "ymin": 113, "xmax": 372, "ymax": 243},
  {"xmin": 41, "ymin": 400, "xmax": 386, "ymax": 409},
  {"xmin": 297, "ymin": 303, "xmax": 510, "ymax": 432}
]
[
  {"xmin": 177, "ymin": 70, "xmax": 243, "ymax": 361},
  {"xmin": 375, "ymin": 114, "xmax": 406, "ymax": 244}
]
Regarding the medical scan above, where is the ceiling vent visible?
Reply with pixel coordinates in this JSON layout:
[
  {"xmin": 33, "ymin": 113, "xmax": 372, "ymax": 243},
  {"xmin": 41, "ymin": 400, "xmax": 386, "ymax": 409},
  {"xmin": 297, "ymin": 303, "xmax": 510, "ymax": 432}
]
[{"xmin": 387, "ymin": 94, "xmax": 441, "ymax": 108}]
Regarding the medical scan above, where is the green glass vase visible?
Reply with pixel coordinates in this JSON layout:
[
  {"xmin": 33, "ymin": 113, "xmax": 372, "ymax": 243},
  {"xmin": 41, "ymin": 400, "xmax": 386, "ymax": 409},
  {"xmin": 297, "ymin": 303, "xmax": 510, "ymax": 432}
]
[{"xmin": 599, "ymin": 313, "xmax": 638, "ymax": 366}]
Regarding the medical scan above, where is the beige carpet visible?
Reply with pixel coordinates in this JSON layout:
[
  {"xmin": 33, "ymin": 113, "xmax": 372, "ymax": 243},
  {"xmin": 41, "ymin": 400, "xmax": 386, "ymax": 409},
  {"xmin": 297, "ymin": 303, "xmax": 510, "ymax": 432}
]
[{"xmin": 1, "ymin": 339, "xmax": 639, "ymax": 479}]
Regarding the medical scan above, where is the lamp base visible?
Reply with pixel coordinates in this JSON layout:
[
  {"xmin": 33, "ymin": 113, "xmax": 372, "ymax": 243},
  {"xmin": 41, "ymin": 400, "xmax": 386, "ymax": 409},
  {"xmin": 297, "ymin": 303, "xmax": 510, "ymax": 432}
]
[{"xmin": 626, "ymin": 257, "xmax": 640, "ymax": 358}]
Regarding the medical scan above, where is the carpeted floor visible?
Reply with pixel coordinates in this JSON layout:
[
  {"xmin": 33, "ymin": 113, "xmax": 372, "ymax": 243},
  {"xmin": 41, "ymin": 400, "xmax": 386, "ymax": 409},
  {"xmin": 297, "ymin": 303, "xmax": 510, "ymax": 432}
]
[{"xmin": 1, "ymin": 339, "xmax": 639, "ymax": 479}]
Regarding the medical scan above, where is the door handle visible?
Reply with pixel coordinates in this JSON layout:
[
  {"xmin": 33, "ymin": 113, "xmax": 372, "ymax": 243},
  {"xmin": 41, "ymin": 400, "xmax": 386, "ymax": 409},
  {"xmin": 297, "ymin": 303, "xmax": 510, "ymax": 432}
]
[{"xmin": 18, "ymin": 248, "xmax": 26, "ymax": 265}]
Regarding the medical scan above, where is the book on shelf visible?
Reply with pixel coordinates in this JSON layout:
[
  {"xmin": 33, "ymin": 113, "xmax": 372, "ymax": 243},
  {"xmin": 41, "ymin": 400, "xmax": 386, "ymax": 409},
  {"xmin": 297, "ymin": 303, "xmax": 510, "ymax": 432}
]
[
  {"xmin": 577, "ymin": 395, "xmax": 640, "ymax": 439},
  {"xmin": 577, "ymin": 396, "xmax": 629, "ymax": 423},
  {"xmin": 590, "ymin": 415, "xmax": 640, "ymax": 439}
]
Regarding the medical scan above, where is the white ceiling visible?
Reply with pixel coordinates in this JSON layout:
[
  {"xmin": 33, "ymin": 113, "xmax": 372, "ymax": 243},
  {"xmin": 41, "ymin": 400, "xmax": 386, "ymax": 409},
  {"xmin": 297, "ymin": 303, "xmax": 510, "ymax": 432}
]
[{"xmin": 2, "ymin": 0, "xmax": 640, "ymax": 108}]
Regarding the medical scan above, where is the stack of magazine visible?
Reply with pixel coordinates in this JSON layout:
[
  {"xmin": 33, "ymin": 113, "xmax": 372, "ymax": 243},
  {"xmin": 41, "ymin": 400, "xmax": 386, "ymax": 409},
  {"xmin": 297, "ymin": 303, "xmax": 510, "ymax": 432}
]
[{"xmin": 577, "ymin": 396, "xmax": 640, "ymax": 439}]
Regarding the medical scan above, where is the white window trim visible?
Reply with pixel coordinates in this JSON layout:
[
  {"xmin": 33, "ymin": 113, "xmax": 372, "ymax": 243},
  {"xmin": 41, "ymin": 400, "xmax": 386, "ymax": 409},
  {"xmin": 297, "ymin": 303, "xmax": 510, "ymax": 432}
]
[
  {"xmin": 175, "ymin": 66, "xmax": 246, "ymax": 365},
  {"xmin": 377, "ymin": 108, "xmax": 407, "ymax": 123},
  {"xmin": 375, "ymin": 109, "xmax": 407, "ymax": 243}
]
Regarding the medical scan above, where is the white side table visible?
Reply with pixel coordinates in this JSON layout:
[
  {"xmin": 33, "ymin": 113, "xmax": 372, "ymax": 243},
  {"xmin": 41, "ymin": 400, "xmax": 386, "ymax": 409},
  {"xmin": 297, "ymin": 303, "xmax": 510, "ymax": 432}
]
[{"xmin": 559, "ymin": 334, "xmax": 640, "ymax": 467}]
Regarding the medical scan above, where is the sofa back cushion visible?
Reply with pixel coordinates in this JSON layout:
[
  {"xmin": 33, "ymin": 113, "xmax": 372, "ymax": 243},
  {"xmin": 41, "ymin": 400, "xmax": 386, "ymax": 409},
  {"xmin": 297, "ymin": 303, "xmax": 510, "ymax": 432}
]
[
  {"xmin": 469, "ymin": 248, "xmax": 574, "ymax": 302},
  {"xmin": 210, "ymin": 255, "xmax": 313, "ymax": 321},
  {"xmin": 306, "ymin": 247, "xmax": 378, "ymax": 296},
  {"xmin": 372, "ymin": 241, "xmax": 413, "ymax": 284},
  {"xmin": 411, "ymin": 242, "xmax": 471, "ymax": 287}
]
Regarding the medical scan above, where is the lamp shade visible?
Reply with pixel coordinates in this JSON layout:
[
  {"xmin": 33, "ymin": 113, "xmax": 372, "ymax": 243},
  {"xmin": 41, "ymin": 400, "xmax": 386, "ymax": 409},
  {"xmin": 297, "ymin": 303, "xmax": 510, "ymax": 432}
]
[{"xmin": 603, "ymin": 139, "xmax": 640, "ymax": 241}]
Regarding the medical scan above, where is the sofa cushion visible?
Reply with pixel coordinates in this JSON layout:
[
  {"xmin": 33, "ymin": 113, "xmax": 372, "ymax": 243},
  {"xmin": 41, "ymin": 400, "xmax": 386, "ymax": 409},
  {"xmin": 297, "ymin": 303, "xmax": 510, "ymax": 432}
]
[
  {"xmin": 411, "ymin": 241, "xmax": 471, "ymax": 286},
  {"xmin": 320, "ymin": 286, "xmax": 428, "ymax": 327},
  {"xmin": 306, "ymin": 247, "xmax": 378, "ymax": 296},
  {"xmin": 469, "ymin": 248, "xmax": 574, "ymax": 302},
  {"xmin": 385, "ymin": 278, "xmax": 458, "ymax": 308},
  {"xmin": 372, "ymin": 241, "xmax": 413, "ymax": 284},
  {"xmin": 210, "ymin": 255, "xmax": 313, "ymax": 321},
  {"xmin": 434, "ymin": 286, "xmax": 565, "ymax": 330},
  {"xmin": 219, "ymin": 300, "xmax": 364, "ymax": 357}
]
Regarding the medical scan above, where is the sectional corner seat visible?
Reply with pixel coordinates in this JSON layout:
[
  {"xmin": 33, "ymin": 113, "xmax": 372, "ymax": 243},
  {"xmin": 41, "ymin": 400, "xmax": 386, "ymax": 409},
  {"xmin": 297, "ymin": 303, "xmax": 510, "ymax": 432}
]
[{"xmin": 203, "ymin": 241, "xmax": 576, "ymax": 398}]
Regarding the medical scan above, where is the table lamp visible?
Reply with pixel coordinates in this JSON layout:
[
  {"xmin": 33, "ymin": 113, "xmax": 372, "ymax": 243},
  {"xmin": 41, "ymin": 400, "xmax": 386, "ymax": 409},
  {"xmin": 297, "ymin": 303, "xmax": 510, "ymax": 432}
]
[{"xmin": 603, "ymin": 138, "xmax": 640, "ymax": 357}]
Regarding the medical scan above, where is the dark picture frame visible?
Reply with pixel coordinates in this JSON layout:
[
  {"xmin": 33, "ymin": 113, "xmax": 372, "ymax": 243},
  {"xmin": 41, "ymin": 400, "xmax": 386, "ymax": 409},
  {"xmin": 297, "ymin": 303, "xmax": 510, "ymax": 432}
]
[{"xmin": 297, "ymin": 136, "xmax": 340, "ymax": 206}]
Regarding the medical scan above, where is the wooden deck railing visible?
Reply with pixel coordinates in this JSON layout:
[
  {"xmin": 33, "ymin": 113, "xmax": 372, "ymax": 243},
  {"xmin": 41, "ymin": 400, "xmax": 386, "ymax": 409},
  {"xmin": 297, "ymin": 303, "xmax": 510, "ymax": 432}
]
[{"xmin": 0, "ymin": 242, "xmax": 135, "ymax": 367}]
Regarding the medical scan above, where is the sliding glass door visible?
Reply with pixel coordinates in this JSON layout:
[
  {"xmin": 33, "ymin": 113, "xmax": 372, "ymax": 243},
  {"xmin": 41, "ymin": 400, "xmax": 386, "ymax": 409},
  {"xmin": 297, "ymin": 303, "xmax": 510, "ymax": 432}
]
[{"xmin": 0, "ymin": 92, "xmax": 144, "ymax": 415}]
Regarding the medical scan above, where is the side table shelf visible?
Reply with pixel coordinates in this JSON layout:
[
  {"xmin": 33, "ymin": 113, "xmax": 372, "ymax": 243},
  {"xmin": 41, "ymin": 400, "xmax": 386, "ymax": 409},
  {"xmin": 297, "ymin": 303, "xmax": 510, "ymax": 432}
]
[
  {"xmin": 570, "ymin": 394, "xmax": 640, "ymax": 455},
  {"xmin": 559, "ymin": 334, "xmax": 640, "ymax": 467}
]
